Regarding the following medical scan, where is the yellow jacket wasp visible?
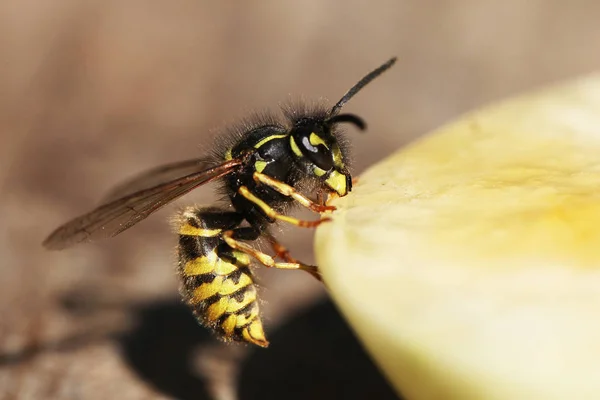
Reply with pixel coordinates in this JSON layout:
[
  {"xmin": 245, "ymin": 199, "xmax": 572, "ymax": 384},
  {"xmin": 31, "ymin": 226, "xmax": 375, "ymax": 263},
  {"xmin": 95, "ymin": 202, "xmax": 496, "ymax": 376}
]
[{"xmin": 43, "ymin": 57, "xmax": 397, "ymax": 347}]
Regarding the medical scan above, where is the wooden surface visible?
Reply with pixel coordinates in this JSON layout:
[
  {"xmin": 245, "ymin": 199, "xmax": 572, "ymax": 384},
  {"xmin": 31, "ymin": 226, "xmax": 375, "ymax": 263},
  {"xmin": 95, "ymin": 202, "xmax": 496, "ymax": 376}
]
[{"xmin": 1, "ymin": 1, "xmax": 600, "ymax": 399}]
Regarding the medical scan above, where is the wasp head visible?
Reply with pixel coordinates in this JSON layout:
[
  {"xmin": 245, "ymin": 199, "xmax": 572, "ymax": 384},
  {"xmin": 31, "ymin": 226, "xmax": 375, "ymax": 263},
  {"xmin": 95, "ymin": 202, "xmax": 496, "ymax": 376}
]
[
  {"xmin": 288, "ymin": 115, "xmax": 365, "ymax": 197},
  {"xmin": 286, "ymin": 57, "xmax": 397, "ymax": 197}
]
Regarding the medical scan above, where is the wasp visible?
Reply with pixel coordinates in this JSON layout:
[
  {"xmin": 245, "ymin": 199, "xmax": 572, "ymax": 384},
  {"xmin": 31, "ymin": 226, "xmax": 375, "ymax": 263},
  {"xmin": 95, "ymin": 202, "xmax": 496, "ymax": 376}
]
[{"xmin": 43, "ymin": 57, "xmax": 397, "ymax": 347}]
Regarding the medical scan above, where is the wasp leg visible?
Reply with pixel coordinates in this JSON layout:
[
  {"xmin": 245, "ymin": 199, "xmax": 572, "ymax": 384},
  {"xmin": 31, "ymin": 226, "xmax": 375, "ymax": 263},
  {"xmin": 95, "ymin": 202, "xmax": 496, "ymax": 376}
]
[
  {"xmin": 238, "ymin": 186, "xmax": 331, "ymax": 228},
  {"xmin": 269, "ymin": 237, "xmax": 301, "ymax": 264},
  {"xmin": 316, "ymin": 189, "xmax": 327, "ymax": 207},
  {"xmin": 264, "ymin": 233, "xmax": 307, "ymax": 264},
  {"xmin": 266, "ymin": 234, "xmax": 322, "ymax": 281},
  {"xmin": 222, "ymin": 229, "xmax": 322, "ymax": 281},
  {"xmin": 252, "ymin": 172, "xmax": 336, "ymax": 213}
]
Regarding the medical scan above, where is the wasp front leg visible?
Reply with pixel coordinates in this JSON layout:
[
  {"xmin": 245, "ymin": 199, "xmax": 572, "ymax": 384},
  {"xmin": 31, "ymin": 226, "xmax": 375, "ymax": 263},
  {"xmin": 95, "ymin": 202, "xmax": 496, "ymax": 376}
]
[
  {"xmin": 252, "ymin": 172, "xmax": 336, "ymax": 214},
  {"xmin": 238, "ymin": 186, "xmax": 330, "ymax": 228}
]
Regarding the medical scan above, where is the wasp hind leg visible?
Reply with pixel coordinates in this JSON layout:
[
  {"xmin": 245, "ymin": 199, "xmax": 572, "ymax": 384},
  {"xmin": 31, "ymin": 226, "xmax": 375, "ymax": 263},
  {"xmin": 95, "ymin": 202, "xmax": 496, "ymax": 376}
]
[
  {"xmin": 265, "ymin": 233, "xmax": 321, "ymax": 281},
  {"xmin": 223, "ymin": 228, "xmax": 322, "ymax": 281}
]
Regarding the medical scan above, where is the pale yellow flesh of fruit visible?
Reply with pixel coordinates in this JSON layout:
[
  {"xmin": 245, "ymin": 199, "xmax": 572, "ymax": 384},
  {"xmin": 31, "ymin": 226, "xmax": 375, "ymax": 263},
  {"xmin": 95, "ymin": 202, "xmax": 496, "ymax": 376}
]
[{"xmin": 315, "ymin": 74, "xmax": 600, "ymax": 400}]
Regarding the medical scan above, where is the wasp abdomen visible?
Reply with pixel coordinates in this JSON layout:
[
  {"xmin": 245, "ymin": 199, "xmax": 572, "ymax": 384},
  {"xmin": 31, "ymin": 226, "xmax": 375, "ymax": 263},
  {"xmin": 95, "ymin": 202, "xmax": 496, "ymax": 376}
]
[{"xmin": 176, "ymin": 207, "xmax": 268, "ymax": 347}]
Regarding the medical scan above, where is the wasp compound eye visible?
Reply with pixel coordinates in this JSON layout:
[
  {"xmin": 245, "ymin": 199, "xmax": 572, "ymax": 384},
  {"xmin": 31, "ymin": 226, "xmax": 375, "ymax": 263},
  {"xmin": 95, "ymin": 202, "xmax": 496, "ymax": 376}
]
[
  {"xmin": 299, "ymin": 134, "xmax": 334, "ymax": 171},
  {"xmin": 292, "ymin": 125, "xmax": 335, "ymax": 171}
]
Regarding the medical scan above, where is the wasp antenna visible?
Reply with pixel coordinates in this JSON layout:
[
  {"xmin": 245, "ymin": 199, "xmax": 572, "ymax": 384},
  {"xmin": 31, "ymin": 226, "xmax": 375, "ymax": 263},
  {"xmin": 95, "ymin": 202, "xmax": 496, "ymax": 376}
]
[
  {"xmin": 329, "ymin": 57, "xmax": 397, "ymax": 116},
  {"xmin": 326, "ymin": 113, "xmax": 366, "ymax": 130}
]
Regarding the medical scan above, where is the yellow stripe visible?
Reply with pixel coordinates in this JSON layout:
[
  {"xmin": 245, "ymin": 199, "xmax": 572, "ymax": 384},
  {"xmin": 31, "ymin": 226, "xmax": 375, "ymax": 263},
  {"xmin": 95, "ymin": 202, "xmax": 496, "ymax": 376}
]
[
  {"xmin": 332, "ymin": 144, "xmax": 344, "ymax": 167},
  {"xmin": 184, "ymin": 253, "xmax": 238, "ymax": 276},
  {"xmin": 326, "ymin": 170, "xmax": 347, "ymax": 196},
  {"xmin": 221, "ymin": 314, "xmax": 237, "ymax": 335},
  {"xmin": 191, "ymin": 276, "xmax": 224, "ymax": 302},
  {"xmin": 179, "ymin": 224, "xmax": 221, "ymax": 237},
  {"xmin": 254, "ymin": 160, "xmax": 268, "ymax": 173},
  {"xmin": 254, "ymin": 134, "xmax": 288, "ymax": 149},
  {"xmin": 241, "ymin": 327, "xmax": 253, "ymax": 342},
  {"xmin": 226, "ymin": 287, "xmax": 257, "ymax": 313},
  {"xmin": 220, "ymin": 273, "xmax": 252, "ymax": 295},
  {"xmin": 248, "ymin": 320, "xmax": 266, "ymax": 339},
  {"xmin": 236, "ymin": 308, "xmax": 258, "ymax": 327},
  {"xmin": 232, "ymin": 250, "xmax": 251, "ymax": 266},
  {"xmin": 314, "ymin": 166, "xmax": 327, "ymax": 177},
  {"xmin": 215, "ymin": 259, "xmax": 239, "ymax": 275},
  {"xmin": 184, "ymin": 255, "xmax": 216, "ymax": 276},
  {"xmin": 242, "ymin": 320, "xmax": 267, "ymax": 346},
  {"xmin": 206, "ymin": 297, "xmax": 228, "ymax": 321},
  {"xmin": 309, "ymin": 132, "xmax": 328, "ymax": 148},
  {"xmin": 224, "ymin": 148, "xmax": 233, "ymax": 161},
  {"xmin": 290, "ymin": 136, "xmax": 302, "ymax": 157}
]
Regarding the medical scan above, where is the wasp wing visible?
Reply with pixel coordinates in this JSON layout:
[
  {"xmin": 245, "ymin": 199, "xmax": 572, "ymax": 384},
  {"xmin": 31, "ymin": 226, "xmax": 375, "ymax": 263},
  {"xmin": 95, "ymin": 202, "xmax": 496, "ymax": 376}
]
[
  {"xmin": 101, "ymin": 158, "xmax": 216, "ymax": 202},
  {"xmin": 43, "ymin": 158, "xmax": 242, "ymax": 250}
]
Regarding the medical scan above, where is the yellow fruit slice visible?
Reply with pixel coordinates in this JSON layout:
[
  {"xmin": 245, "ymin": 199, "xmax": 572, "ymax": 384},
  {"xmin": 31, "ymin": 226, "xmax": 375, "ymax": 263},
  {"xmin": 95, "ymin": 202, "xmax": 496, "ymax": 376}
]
[{"xmin": 315, "ymin": 74, "xmax": 600, "ymax": 400}]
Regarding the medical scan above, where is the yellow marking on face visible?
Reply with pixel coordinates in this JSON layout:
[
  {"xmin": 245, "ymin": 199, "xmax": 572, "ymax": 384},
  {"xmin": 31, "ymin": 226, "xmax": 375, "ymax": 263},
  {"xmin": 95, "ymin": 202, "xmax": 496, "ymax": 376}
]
[
  {"xmin": 219, "ymin": 273, "xmax": 252, "ymax": 295},
  {"xmin": 326, "ymin": 170, "xmax": 348, "ymax": 196},
  {"xmin": 192, "ymin": 276, "xmax": 224, "ymax": 303},
  {"xmin": 314, "ymin": 166, "xmax": 327, "ymax": 177},
  {"xmin": 179, "ymin": 224, "xmax": 221, "ymax": 237},
  {"xmin": 206, "ymin": 297, "xmax": 228, "ymax": 321},
  {"xmin": 309, "ymin": 132, "xmax": 329, "ymax": 149},
  {"xmin": 254, "ymin": 134, "xmax": 288, "ymax": 149},
  {"xmin": 225, "ymin": 148, "xmax": 233, "ymax": 161},
  {"xmin": 290, "ymin": 136, "xmax": 302, "ymax": 157},
  {"xmin": 222, "ymin": 314, "xmax": 237, "ymax": 335},
  {"xmin": 332, "ymin": 144, "xmax": 344, "ymax": 167},
  {"xmin": 226, "ymin": 287, "xmax": 257, "ymax": 313},
  {"xmin": 254, "ymin": 160, "xmax": 268, "ymax": 173},
  {"xmin": 242, "ymin": 320, "xmax": 268, "ymax": 347}
]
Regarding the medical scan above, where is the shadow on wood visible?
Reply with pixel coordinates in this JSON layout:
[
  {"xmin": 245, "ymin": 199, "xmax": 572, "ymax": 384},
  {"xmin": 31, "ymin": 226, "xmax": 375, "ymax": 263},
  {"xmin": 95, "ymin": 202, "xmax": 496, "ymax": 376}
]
[
  {"xmin": 238, "ymin": 299, "xmax": 401, "ymax": 400},
  {"xmin": 0, "ymin": 292, "xmax": 400, "ymax": 399}
]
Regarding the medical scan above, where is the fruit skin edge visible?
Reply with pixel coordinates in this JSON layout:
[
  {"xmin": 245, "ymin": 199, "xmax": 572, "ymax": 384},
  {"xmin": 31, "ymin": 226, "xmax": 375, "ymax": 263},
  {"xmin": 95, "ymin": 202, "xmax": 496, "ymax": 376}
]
[{"xmin": 315, "ymin": 73, "xmax": 600, "ymax": 400}]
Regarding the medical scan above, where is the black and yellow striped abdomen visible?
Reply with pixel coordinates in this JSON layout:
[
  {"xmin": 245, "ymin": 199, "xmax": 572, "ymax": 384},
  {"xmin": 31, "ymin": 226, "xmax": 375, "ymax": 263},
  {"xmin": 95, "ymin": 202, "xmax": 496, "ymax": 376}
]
[{"xmin": 176, "ymin": 207, "xmax": 268, "ymax": 347}]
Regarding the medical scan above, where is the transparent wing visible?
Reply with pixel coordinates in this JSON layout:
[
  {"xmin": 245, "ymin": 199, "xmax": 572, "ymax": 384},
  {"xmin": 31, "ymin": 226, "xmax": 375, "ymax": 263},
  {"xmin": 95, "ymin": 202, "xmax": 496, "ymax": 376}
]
[
  {"xmin": 43, "ymin": 158, "xmax": 242, "ymax": 250},
  {"xmin": 101, "ymin": 158, "xmax": 215, "ymax": 202}
]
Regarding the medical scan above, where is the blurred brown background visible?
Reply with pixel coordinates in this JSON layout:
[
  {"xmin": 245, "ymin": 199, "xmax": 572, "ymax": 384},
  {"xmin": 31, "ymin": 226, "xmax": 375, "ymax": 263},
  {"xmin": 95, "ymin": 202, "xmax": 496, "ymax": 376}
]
[{"xmin": 1, "ymin": 1, "xmax": 599, "ymax": 399}]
